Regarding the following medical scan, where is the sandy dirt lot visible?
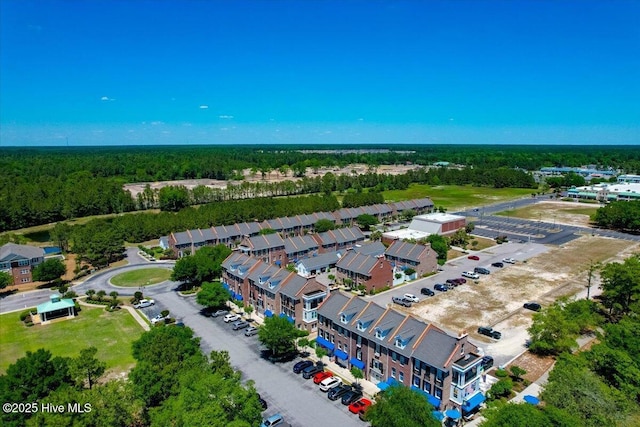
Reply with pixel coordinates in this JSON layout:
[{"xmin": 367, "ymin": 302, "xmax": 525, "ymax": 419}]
[
  {"xmin": 409, "ymin": 235, "xmax": 639, "ymax": 340},
  {"xmin": 124, "ymin": 163, "xmax": 417, "ymax": 198},
  {"xmin": 507, "ymin": 200, "xmax": 599, "ymax": 228}
]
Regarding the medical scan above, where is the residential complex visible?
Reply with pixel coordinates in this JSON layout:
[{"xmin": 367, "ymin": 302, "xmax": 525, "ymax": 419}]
[{"xmin": 316, "ymin": 291, "xmax": 486, "ymax": 416}]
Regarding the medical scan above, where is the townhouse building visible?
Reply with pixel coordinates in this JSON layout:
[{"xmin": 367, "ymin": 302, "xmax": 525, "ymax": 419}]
[
  {"xmin": 335, "ymin": 251, "xmax": 393, "ymax": 293},
  {"xmin": 316, "ymin": 292, "xmax": 485, "ymax": 415},
  {"xmin": 0, "ymin": 243, "xmax": 45, "ymax": 286},
  {"xmin": 165, "ymin": 198, "xmax": 434, "ymax": 257},
  {"xmin": 238, "ymin": 234, "xmax": 286, "ymax": 266},
  {"xmin": 384, "ymin": 241, "xmax": 438, "ymax": 278},
  {"xmin": 221, "ymin": 253, "xmax": 329, "ymax": 332},
  {"xmin": 313, "ymin": 226, "xmax": 365, "ymax": 253}
]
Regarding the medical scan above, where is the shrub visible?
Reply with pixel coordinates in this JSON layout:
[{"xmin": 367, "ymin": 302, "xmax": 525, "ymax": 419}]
[
  {"xmin": 19, "ymin": 309, "xmax": 33, "ymax": 321},
  {"xmin": 495, "ymin": 368, "xmax": 509, "ymax": 378}
]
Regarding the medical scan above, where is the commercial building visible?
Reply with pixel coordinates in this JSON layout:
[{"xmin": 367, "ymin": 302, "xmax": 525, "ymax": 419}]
[{"xmin": 567, "ymin": 183, "xmax": 640, "ymax": 202}]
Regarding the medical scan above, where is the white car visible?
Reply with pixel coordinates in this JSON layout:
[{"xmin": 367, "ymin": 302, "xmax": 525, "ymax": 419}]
[
  {"xmin": 319, "ymin": 376, "xmax": 343, "ymax": 392},
  {"xmin": 134, "ymin": 299, "xmax": 155, "ymax": 308},
  {"xmin": 403, "ymin": 293, "xmax": 419, "ymax": 303},
  {"xmin": 150, "ymin": 314, "xmax": 166, "ymax": 324},
  {"xmin": 223, "ymin": 313, "xmax": 240, "ymax": 323},
  {"xmin": 502, "ymin": 257, "xmax": 516, "ymax": 264},
  {"xmin": 462, "ymin": 271, "xmax": 480, "ymax": 279}
]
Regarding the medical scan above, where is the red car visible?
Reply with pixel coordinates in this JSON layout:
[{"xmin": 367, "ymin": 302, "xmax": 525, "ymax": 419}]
[
  {"xmin": 468, "ymin": 255, "xmax": 480, "ymax": 260},
  {"xmin": 349, "ymin": 398, "xmax": 372, "ymax": 414},
  {"xmin": 313, "ymin": 371, "xmax": 333, "ymax": 384}
]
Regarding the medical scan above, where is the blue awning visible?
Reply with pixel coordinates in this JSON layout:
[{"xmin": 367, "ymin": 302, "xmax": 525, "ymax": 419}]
[
  {"xmin": 432, "ymin": 411, "xmax": 445, "ymax": 421},
  {"xmin": 334, "ymin": 349, "xmax": 348, "ymax": 360},
  {"xmin": 462, "ymin": 393, "xmax": 486, "ymax": 412},
  {"xmin": 236, "ymin": 294, "xmax": 243, "ymax": 301},
  {"xmin": 222, "ymin": 283, "xmax": 230, "ymax": 290},
  {"xmin": 230, "ymin": 291, "xmax": 237, "ymax": 299},
  {"xmin": 377, "ymin": 381, "xmax": 390, "ymax": 391},
  {"xmin": 411, "ymin": 385, "xmax": 441, "ymax": 408},
  {"xmin": 275, "ymin": 260, "xmax": 281, "ymax": 266},
  {"xmin": 386, "ymin": 378, "xmax": 399, "ymax": 386},
  {"xmin": 264, "ymin": 310, "xmax": 273, "ymax": 317},
  {"xmin": 350, "ymin": 357, "xmax": 365, "ymax": 369},
  {"xmin": 315, "ymin": 336, "xmax": 335, "ymax": 350},
  {"xmin": 445, "ymin": 409, "xmax": 461, "ymax": 420}
]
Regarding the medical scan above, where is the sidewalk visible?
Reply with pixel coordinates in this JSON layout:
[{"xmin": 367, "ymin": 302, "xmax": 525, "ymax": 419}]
[{"xmin": 77, "ymin": 298, "xmax": 150, "ymax": 331}]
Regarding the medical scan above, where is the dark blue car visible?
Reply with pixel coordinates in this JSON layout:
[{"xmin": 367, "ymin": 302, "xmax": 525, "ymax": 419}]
[{"xmin": 292, "ymin": 360, "xmax": 314, "ymax": 374}]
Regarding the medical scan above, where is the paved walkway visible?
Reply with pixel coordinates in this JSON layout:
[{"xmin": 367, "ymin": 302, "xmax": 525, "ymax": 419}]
[{"xmin": 77, "ymin": 297, "xmax": 150, "ymax": 331}]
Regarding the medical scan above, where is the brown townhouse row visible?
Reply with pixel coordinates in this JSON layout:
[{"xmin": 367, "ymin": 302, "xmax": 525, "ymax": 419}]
[
  {"xmin": 0, "ymin": 243, "xmax": 45, "ymax": 286},
  {"xmin": 316, "ymin": 291, "xmax": 486, "ymax": 415},
  {"xmin": 166, "ymin": 198, "xmax": 434, "ymax": 257},
  {"xmin": 221, "ymin": 252, "xmax": 328, "ymax": 333}
]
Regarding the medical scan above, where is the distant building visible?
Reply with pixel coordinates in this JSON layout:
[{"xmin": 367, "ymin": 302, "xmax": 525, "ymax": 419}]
[
  {"xmin": 539, "ymin": 166, "xmax": 616, "ymax": 178},
  {"xmin": 617, "ymin": 174, "xmax": 640, "ymax": 184},
  {"xmin": 567, "ymin": 183, "xmax": 640, "ymax": 202},
  {"xmin": 382, "ymin": 213, "xmax": 466, "ymax": 244},
  {"xmin": 0, "ymin": 243, "xmax": 45, "ymax": 286}
]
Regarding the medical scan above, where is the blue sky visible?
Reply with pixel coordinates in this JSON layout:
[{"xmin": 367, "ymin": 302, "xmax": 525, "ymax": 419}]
[{"xmin": 1, "ymin": 0, "xmax": 638, "ymax": 146}]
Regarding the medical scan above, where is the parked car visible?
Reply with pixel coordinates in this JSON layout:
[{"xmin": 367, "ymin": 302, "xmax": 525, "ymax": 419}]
[
  {"xmin": 403, "ymin": 293, "xmax": 419, "ymax": 303},
  {"xmin": 477, "ymin": 326, "xmax": 502, "ymax": 340},
  {"xmin": 302, "ymin": 364, "xmax": 323, "ymax": 379},
  {"xmin": 420, "ymin": 287, "xmax": 435, "ymax": 296},
  {"xmin": 468, "ymin": 255, "xmax": 480, "ymax": 261},
  {"xmin": 523, "ymin": 302, "xmax": 542, "ymax": 312},
  {"xmin": 327, "ymin": 384, "xmax": 352, "ymax": 401},
  {"xmin": 150, "ymin": 314, "xmax": 166, "ymax": 324},
  {"xmin": 481, "ymin": 355, "xmax": 494, "ymax": 370},
  {"xmin": 349, "ymin": 398, "xmax": 372, "ymax": 414},
  {"xmin": 232, "ymin": 320, "xmax": 250, "ymax": 330},
  {"xmin": 491, "ymin": 262, "xmax": 504, "ymax": 268},
  {"xmin": 434, "ymin": 284, "xmax": 448, "ymax": 292},
  {"xmin": 462, "ymin": 271, "xmax": 480, "ymax": 279},
  {"xmin": 454, "ymin": 277, "xmax": 467, "ymax": 284},
  {"xmin": 293, "ymin": 360, "xmax": 314, "ymax": 374},
  {"xmin": 260, "ymin": 413, "xmax": 284, "ymax": 427},
  {"xmin": 319, "ymin": 376, "xmax": 343, "ymax": 392},
  {"xmin": 313, "ymin": 371, "xmax": 333, "ymax": 384},
  {"xmin": 392, "ymin": 296, "xmax": 412, "ymax": 307},
  {"xmin": 211, "ymin": 309, "xmax": 229, "ymax": 318},
  {"xmin": 445, "ymin": 279, "xmax": 457, "ymax": 287},
  {"xmin": 133, "ymin": 299, "xmax": 155, "ymax": 308},
  {"xmin": 474, "ymin": 267, "xmax": 490, "ymax": 275},
  {"xmin": 223, "ymin": 313, "xmax": 240, "ymax": 323},
  {"xmin": 502, "ymin": 257, "xmax": 516, "ymax": 264},
  {"xmin": 341, "ymin": 389, "xmax": 364, "ymax": 405},
  {"xmin": 245, "ymin": 326, "xmax": 259, "ymax": 336}
]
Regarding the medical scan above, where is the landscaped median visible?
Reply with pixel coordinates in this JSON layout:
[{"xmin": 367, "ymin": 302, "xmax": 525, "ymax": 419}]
[{"xmin": 109, "ymin": 268, "xmax": 172, "ymax": 287}]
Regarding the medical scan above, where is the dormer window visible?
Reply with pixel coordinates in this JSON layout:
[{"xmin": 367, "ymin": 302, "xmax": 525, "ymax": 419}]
[
  {"xmin": 356, "ymin": 321, "xmax": 365, "ymax": 331},
  {"xmin": 340, "ymin": 313, "xmax": 347, "ymax": 324},
  {"xmin": 230, "ymin": 263, "xmax": 239, "ymax": 271},
  {"xmin": 375, "ymin": 327, "xmax": 388, "ymax": 340},
  {"xmin": 395, "ymin": 336, "xmax": 407, "ymax": 349}
]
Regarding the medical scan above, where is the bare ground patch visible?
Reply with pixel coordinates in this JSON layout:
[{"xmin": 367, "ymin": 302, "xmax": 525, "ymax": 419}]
[
  {"xmin": 409, "ymin": 236, "xmax": 639, "ymax": 337},
  {"xmin": 500, "ymin": 200, "xmax": 599, "ymax": 228}
]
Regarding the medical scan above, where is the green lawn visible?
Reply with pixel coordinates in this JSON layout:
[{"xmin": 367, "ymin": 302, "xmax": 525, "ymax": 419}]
[
  {"xmin": 383, "ymin": 184, "xmax": 536, "ymax": 211},
  {"xmin": 110, "ymin": 268, "xmax": 172, "ymax": 287},
  {"xmin": 0, "ymin": 305, "xmax": 143, "ymax": 374}
]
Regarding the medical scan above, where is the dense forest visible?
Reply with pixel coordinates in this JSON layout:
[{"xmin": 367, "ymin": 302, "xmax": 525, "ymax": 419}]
[{"xmin": 1, "ymin": 145, "xmax": 638, "ymax": 232}]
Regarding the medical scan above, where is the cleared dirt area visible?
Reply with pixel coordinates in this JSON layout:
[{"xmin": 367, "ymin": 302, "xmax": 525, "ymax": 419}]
[
  {"xmin": 409, "ymin": 236, "xmax": 639, "ymax": 337},
  {"xmin": 124, "ymin": 163, "xmax": 417, "ymax": 198},
  {"xmin": 497, "ymin": 200, "xmax": 599, "ymax": 228}
]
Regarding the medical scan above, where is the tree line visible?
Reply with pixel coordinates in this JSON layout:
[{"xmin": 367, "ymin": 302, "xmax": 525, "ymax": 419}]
[{"xmin": 4, "ymin": 144, "xmax": 639, "ymax": 231}]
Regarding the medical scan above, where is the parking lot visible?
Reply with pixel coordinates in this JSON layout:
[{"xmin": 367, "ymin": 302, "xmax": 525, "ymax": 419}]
[{"xmin": 154, "ymin": 289, "xmax": 366, "ymax": 427}]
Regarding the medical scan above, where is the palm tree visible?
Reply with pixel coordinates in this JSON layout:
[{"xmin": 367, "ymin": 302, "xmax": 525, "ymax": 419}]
[
  {"xmin": 96, "ymin": 290, "xmax": 106, "ymax": 302},
  {"xmin": 86, "ymin": 289, "xmax": 96, "ymax": 300}
]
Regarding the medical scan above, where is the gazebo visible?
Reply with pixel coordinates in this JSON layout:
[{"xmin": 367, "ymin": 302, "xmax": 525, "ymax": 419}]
[{"xmin": 37, "ymin": 294, "xmax": 76, "ymax": 323}]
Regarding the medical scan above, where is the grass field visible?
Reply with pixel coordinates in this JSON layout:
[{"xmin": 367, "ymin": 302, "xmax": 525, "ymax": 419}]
[
  {"xmin": 383, "ymin": 184, "xmax": 535, "ymax": 211},
  {"xmin": 0, "ymin": 305, "xmax": 143, "ymax": 374},
  {"xmin": 110, "ymin": 268, "xmax": 172, "ymax": 287}
]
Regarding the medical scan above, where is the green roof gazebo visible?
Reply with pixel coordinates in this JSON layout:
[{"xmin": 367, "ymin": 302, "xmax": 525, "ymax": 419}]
[{"xmin": 37, "ymin": 294, "xmax": 76, "ymax": 323}]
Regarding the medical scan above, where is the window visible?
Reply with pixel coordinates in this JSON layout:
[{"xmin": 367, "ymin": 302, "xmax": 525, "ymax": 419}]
[
  {"xmin": 357, "ymin": 321, "xmax": 365, "ymax": 331},
  {"xmin": 18, "ymin": 260, "xmax": 29, "ymax": 267},
  {"xmin": 356, "ymin": 348, "xmax": 362, "ymax": 360},
  {"xmin": 20, "ymin": 269, "xmax": 29, "ymax": 274},
  {"xmin": 330, "ymin": 334, "xmax": 335, "ymax": 344},
  {"xmin": 435, "ymin": 388, "xmax": 442, "ymax": 399},
  {"xmin": 21, "ymin": 278, "xmax": 30, "ymax": 283},
  {"xmin": 453, "ymin": 388, "xmax": 459, "ymax": 399},
  {"xmin": 398, "ymin": 372, "xmax": 404, "ymax": 382},
  {"xmin": 423, "ymin": 382, "xmax": 431, "ymax": 394},
  {"xmin": 391, "ymin": 367, "xmax": 396, "ymax": 378},
  {"xmin": 413, "ymin": 375, "xmax": 420, "ymax": 387},
  {"xmin": 340, "ymin": 313, "xmax": 347, "ymax": 323}
]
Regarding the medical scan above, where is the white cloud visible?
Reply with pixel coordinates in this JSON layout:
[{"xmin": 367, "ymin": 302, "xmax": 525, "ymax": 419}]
[
  {"xmin": 150, "ymin": 121, "xmax": 164, "ymax": 126},
  {"xmin": 199, "ymin": 105, "xmax": 209, "ymax": 109},
  {"xmin": 219, "ymin": 115, "xmax": 234, "ymax": 119},
  {"xmin": 101, "ymin": 96, "xmax": 115, "ymax": 101}
]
